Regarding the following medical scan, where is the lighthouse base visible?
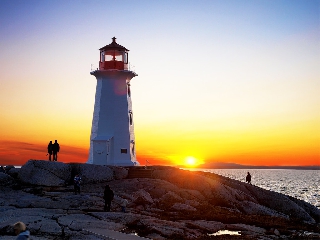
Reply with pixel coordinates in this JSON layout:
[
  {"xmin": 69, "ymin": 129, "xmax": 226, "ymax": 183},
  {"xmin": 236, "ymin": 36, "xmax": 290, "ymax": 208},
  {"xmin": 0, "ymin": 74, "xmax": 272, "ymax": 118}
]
[{"xmin": 87, "ymin": 137, "xmax": 139, "ymax": 166}]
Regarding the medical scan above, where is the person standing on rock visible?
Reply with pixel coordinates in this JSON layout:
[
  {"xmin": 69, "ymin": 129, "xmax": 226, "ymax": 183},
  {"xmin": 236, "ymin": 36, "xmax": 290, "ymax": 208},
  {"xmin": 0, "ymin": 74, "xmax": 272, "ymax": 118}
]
[
  {"xmin": 120, "ymin": 198, "xmax": 128, "ymax": 213},
  {"xmin": 13, "ymin": 221, "xmax": 30, "ymax": 240},
  {"xmin": 52, "ymin": 140, "xmax": 60, "ymax": 161},
  {"xmin": 47, "ymin": 141, "xmax": 53, "ymax": 161},
  {"xmin": 73, "ymin": 174, "xmax": 81, "ymax": 194},
  {"xmin": 103, "ymin": 184, "xmax": 114, "ymax": 212},
  {"xmin": 246, "ymin": 172, "xmax": 252, "ymax": 184}
]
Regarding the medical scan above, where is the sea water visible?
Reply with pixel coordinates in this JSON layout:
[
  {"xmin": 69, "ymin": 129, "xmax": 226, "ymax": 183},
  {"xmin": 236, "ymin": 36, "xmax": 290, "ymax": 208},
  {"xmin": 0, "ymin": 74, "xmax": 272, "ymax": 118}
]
[{"xmin": 197, "ymin": 169, "xmax": 320, "ymax": 209}]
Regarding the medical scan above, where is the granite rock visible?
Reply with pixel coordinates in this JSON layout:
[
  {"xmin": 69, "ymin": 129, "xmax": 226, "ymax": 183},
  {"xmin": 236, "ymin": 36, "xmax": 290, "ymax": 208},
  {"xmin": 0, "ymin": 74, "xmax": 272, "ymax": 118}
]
[
  {"xmin": 0, "ymin": 172, "xmax": 14, "ymax": 186},
  {"xmin": 18, "ymin": 160, "xmax": 71, "ymax": 186},
  {"xmin": 0, "ymin": 162, "xmax": 319, "ymax": 240}
]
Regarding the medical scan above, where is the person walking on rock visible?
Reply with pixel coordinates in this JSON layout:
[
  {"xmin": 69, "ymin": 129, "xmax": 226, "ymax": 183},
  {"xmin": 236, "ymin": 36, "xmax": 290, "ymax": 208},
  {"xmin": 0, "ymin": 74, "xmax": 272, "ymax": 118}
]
[
  {"xmin": 13, "ymin": 221, "xmax": 30, "ymax": 240},
  {"xmin": 246, "ymin": 172, "xmax": 252, "ymax": 184},
  {"xmin": 103, "ymin": 184, "xmax": 114, "ymax": 212},
  {"xmin": 52, "ymin": 140, "xmax": 60, "ymax": 161},
  {"xmin": 73, "ymin": 174, "xmax": 81, "ymax": 194},
  {"xmin": 47, "ymin": 141, "xmax": 53, "ymax": 161}
]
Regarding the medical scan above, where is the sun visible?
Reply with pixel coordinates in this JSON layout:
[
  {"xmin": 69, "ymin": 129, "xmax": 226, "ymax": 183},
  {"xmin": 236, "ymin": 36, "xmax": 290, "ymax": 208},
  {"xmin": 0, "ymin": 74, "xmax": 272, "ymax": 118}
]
[{"xmin": 185, "ymin": 156, "xmax": 197, "ymax": 166}]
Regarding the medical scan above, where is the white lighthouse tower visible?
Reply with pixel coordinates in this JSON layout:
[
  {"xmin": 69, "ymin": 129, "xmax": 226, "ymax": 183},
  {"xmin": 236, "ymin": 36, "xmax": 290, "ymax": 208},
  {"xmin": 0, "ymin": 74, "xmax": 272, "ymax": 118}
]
[{"xmin": 87, "ymin": 37, "xmax": 139, "ymax": 166}]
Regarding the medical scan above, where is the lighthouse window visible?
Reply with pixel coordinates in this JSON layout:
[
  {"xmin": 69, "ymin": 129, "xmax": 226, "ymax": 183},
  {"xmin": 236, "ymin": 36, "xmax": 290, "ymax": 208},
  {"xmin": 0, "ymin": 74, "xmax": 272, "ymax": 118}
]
[
  {"xmin": 121, "ymin": 148, "xmax": 128, "ymax": 154},
  {"xmin": 129, "ymin": 112, "xmax": 133, "ymax": 125},
  {"xmin": 132, "ymin": 144, "xmax": 135, "ymax": 155},
  {"xmin": 127, "ymin": 85, "xmax": 131, "ymax": 97}
]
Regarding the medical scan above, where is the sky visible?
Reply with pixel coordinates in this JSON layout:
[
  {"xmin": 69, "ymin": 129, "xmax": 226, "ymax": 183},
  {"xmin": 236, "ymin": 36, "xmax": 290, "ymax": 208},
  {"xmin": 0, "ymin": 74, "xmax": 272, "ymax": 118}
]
[{"xmin": 0, "ymin": 0, "xmax": 319, "ymax": 167}]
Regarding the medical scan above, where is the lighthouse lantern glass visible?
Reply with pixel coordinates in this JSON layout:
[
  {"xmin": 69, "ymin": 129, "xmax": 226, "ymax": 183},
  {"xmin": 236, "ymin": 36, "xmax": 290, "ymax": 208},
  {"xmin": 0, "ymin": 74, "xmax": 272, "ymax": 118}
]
[
  {"xmin": 114, "ymin": 50, "xmax": 123, "ymax": 61},
  {"xmin": 100, "ymin": 52, "xmax": 105, "ymax": 62},
  {"xmin": 124, "ymin": 52, "xmax": 128, "ymax": 64},
  {"xmin": 103, "ymin": 50, "xmax": 125, "ymax": 62},
  {"xmin": 104, "ymin": 50, "xmax": 114, "ymax": 61}
]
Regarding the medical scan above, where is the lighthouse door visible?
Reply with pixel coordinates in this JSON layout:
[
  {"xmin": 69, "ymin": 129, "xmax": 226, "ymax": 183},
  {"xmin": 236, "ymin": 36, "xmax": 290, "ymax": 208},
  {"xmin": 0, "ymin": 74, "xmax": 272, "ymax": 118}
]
[
  {"xmin": 105, "ymin": 140, "xmax": 111, "ymax": 164},
  {"xmin": 93, "ymin": 139, "xmax": 112, "ymax": 165}
]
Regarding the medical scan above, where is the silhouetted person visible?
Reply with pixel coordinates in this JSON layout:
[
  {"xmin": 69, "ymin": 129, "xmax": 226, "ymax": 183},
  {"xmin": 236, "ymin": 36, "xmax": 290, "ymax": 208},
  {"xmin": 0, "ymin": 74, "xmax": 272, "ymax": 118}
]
[
  {"xmin": 13, "ymin": 221, "xmax": 30, "ymax": 239},
  {"xmin": 246, "ymin": 172, "xmax": 251, "ymax": 184},
  {"xmin": 73, "ymin": 174, "xmax": 81, "ymax": 194},
  {"xmin": 52, "ymin": 140, "xmax": 60, "ymax": 161},
  {"xmin": 103, "ymin": 185, "xmax": 114, "ymax": 212},
  {"xmin": 47, "ymin": 141, "xmax": 53, "ymax": 161}
]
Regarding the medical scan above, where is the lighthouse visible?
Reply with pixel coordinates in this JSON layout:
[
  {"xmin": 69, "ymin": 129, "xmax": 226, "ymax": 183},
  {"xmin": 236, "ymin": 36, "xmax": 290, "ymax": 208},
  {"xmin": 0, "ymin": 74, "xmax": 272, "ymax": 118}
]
[{"xmin": 87, "ymin": 37, "xmax": 139, "ymax": 166}]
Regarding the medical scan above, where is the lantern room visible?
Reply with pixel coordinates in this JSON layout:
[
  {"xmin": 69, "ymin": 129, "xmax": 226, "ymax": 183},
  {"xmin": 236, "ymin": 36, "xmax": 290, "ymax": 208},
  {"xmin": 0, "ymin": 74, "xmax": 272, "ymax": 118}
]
[{"xmin": 99, "ymin": 37, "xmax": 129, "ymax": 71}]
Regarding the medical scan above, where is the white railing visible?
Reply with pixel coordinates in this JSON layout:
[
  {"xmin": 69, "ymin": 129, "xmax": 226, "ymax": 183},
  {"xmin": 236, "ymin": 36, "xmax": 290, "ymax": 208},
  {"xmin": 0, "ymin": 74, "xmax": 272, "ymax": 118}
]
[
  {"xmin": 128, "ymin": 62, "xmax": 136, "ymax": 72},
  {"xmin": 90, "ymin": 63, "xmax": 137, "ymax": 73},
  {"xmin": 91, "ymin": 64, "xmax": 98, "ymax": 72}
]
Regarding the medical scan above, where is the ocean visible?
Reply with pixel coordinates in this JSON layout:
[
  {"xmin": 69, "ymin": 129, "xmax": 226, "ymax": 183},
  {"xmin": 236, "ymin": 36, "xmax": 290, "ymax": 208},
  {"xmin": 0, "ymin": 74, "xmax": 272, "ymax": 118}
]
[{"xmin": 196, "ymin": 169, "xmax": 320, "ymax": 209}]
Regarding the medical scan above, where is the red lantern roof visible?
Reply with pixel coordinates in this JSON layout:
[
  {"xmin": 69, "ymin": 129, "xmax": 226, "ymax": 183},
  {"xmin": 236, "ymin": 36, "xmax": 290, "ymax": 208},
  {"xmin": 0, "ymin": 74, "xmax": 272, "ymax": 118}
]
[{"xmin": 99, "ymin": 37, "xmax": 129, "ymax": 51}]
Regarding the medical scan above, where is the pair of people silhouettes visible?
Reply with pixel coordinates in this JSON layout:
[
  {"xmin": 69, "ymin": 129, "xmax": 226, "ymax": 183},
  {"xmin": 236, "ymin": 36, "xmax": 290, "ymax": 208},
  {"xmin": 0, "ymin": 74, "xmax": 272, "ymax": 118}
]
[{"xmin": 47, "ymin": 140, "xmax": 60, "ymax": 161}]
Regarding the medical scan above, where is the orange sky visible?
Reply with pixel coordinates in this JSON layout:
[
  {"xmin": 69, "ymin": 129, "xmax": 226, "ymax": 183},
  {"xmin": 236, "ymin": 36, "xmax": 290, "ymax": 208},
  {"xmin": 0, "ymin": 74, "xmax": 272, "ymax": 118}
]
[{"xmin": 0, "ymin": 119, "xmax": 319, "ymax": 167}]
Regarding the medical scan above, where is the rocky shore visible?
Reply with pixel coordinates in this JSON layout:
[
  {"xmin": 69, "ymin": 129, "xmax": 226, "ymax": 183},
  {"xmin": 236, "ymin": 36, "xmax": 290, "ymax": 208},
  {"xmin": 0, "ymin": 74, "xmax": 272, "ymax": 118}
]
[{"xmin": 0, "ymin": 160, "xmax": 319, "ymax": 239}]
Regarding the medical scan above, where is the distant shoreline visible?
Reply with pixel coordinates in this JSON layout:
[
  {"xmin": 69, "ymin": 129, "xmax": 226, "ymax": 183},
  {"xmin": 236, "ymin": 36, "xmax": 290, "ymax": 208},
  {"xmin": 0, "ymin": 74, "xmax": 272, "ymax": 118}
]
[
  {"xmin": 187, "ymin": 163, "xmax": 320, "ymax": 170},
  {"xmin": 197, "ymin": 166, "xmax": 320, "ymax": 170}
]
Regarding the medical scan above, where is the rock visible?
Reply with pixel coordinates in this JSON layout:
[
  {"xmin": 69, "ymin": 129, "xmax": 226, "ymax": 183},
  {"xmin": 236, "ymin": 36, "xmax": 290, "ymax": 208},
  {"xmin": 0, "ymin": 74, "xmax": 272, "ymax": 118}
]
[
  {"xmin": 156, "ymin": 167, "xmax": 320, "ymax": 224},
  {"xmin": 18, "ymin": 160, "xmax": 119, "ymax": 186},
  {"xmin": 159, "ymin": 191, "xmax": 183, "ymax": 205},
  {"xmin": 18, "ymin": 160, "xmax": 72, "ymax": 186},
  {"xmin": 145, "ymin": 233, "xmax": 166, "ymax": 240},
  {"xmin": 153, "ymin": 168, "xmax": 256, "ymax": 209},
  {"xmin": 108, "ymin": 166, "xmax": 129, "ymax": 180},
  {"xmin": 239, "ymin": 200, "xmax": 289, "ymax": 219},
  {"xmin": 6, "ymin": 167, "xmax": 20, "ymax": 179},
  {"xmin": 132, "ymin": 189, "xmax": 154, "ymax": 205},
  {"xmin": 89, "ymin": 212, "xmax": 144, "ymax": 225},
  {"xmin": 78, "ymin": 164, "xmax": 113, "ymax": 183},
  {"xmin": 185, "ymin": 199, "xmax": 200, "ymax": 207},
  {"xmin": 288, "ymin": 196, "xmax": 320, "ymax": 223},
  {"xmin": 180, "ymin": 189, "xmax": 206, "ymax": 201},
  {"xmin": 185, "ymin": 220, "xmax": 225, "ymax": 232},
  {"xmin": 153, "ymin": 168, "xmax": 213, "ymax": 194},
  {"xmin": 0, "ymin": 163, "xmax": 319, "ymax": 240},
  {"xmin": 138, "ymin": 217, "xmax": 203, "ymax": 239},
  {"xmin": 140, "ymin": 218, "xmax": 185, "ymax": 236},
  {"xmin": 171, "ymin": 203, "xmax": 196, "ymax": 212},
  {"xmin": 0, "ymin": 172, "xmax": 14, "ymax": 186},
  {"xmin": 249, "ymin": 186, "xmax": 317, "ymax": 224},
  {"xmin": 273, "ymin": 228, "xmax": 280, "ymax": 236},
  {"xmin": 58, "ymin": 214, "xmax": 124, "ymax": 231},
  {"xmin": 227, "ymin": 223, "xmax": 266, "ymax": 235},
  {"xmin": 4, "ymin": 165, "xmax": 15, "ymax": 172}
]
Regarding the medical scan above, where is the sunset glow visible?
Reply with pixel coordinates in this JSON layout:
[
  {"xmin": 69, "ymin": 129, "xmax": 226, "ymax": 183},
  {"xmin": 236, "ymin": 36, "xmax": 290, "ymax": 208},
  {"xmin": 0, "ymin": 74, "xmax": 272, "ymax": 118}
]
[
  {"xmin": 183, "ymin": 156, "xmax": 200, "ymax": 167},
  {"xmin": 0, "ymin": 1, "xmax": 319, "ymax": 167},
  {"xmin": 186, "ymin": 157, "xmax": 196, "ymax": 165}
]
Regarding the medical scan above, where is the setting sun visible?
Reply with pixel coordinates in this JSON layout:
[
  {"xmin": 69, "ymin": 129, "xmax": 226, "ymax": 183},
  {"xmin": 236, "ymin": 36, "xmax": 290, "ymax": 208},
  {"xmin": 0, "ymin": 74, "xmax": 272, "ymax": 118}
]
[{"xmin": 185, "ymin": 156, "xmax": 197, "ymax": 166}]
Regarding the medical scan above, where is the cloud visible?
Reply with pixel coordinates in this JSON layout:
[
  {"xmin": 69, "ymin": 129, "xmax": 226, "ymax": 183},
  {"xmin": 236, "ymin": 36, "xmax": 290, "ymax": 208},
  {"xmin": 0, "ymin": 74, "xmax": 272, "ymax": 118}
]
[{"xmin": 0, "ymin": 140, "xmax": 88, "ymax": 166}]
